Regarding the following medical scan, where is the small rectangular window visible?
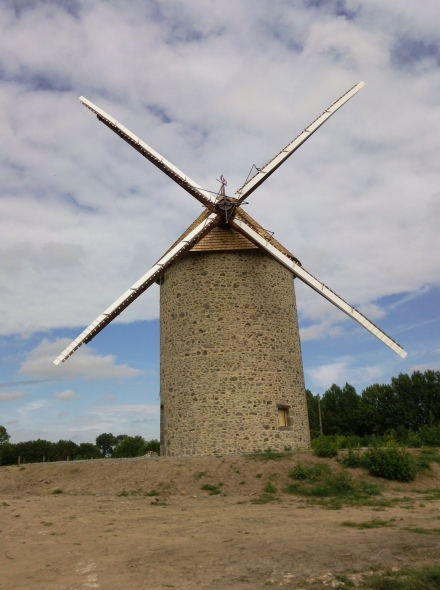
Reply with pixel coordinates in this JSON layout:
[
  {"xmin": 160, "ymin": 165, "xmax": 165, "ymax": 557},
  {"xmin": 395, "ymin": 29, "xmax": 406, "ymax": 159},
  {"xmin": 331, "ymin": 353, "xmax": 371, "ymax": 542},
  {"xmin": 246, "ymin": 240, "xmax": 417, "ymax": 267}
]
[{"xmin": 278, "ymin": 408, "xmax": 289, "ymax": 427}]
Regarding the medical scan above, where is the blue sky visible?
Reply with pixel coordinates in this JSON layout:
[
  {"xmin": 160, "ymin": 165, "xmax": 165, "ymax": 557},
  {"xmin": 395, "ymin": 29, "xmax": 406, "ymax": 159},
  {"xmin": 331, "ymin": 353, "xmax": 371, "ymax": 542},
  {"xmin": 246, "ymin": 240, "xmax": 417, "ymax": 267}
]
[{"xmin": 0, "ymin": 0, "xmax": 439, "ymax": 444}]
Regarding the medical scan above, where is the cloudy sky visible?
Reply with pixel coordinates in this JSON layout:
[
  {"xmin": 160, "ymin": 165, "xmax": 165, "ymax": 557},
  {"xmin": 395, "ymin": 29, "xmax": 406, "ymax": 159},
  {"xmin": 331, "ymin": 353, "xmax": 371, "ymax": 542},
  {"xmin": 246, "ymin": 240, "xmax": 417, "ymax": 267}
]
[{"xmin": 0, "ymin": 0, "xmax": 439, "ymax": 444}]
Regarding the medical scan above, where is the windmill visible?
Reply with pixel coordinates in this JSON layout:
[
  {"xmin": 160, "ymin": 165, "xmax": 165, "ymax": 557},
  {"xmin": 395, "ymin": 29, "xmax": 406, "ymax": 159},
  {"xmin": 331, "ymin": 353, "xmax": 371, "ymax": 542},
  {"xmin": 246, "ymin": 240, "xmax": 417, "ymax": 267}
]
[{"xmin": 54, "ymin": 81, "xmax": 406, "ymax": 457}]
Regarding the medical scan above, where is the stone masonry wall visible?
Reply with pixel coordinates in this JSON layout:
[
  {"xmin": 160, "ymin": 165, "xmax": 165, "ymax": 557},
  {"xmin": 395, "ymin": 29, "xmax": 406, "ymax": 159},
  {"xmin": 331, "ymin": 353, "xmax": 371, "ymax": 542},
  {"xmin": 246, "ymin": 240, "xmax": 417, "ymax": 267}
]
[{"xmin": 160, "ymin": 248, "xmax": 310, "ymax": 456}]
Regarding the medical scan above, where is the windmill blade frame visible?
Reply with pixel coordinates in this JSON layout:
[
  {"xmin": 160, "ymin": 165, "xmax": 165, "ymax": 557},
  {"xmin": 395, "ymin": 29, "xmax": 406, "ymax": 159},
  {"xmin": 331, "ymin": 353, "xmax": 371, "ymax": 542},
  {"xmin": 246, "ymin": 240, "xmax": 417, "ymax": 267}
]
[
  {"xmin": 53, "ymin": 212, "xmax": 220, "ymax": 365},
  {"xmin": 230, "ymin": 217, "xmax": 407, "ymax": 359},
  {"xmin": 79, "ymin": 97, "xmax": 217, "ymax": 210},
  {"xmin": 234, "ymin": 81, "xmax": 365, "ymax": 204}
]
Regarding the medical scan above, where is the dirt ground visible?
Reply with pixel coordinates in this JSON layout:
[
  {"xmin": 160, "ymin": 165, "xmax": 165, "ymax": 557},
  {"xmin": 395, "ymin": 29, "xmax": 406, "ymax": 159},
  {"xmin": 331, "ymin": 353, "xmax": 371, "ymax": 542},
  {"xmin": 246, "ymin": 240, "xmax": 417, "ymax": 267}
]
[{"xmin": 1, "ymin": 450, "xmax": 439, "ymax": 589}]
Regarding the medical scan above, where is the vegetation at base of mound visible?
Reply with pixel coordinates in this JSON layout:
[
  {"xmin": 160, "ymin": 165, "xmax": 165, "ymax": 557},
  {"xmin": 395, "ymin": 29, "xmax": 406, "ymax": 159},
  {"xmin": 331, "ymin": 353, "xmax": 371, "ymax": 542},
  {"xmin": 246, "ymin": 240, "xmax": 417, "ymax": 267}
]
[
  {"xmin": 201, "ymin": 483, "xmax": 222, "ymax": 495},
  {"xmin": 246, "ymin": 448, "xmax": 293, "ymax": 461},
  {"xmin": 118, "ymin": 488, "xmax": 160, "ymax": 497},
  {"xmin": 364, "ymin": 565, "xmax": 440, "ymax": 589},
  {"xmin": 363, "ymin": 447, "xmax": 417, "ymax": 482},
  {"xmin": 285, "ymin": 463, "xmax": 383, "ymax": 509},
  {"xmin": 312, "ymin": 437, "xmax": 339, "ymax": 457},
  {"xmin": 341, "ymin": 518, "xmax": 396, "ymax": 529},
  {"xmin": 405, "ymin": 526, "xmax": 440, "ymax": 536}
]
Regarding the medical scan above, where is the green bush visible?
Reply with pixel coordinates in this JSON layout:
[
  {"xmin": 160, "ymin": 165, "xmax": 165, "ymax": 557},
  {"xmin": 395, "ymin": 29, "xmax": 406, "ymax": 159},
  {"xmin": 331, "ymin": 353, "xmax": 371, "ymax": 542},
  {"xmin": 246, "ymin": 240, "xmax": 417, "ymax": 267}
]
[
  {"xmin": 264, "ymin": 482, "xmax": 277, "ymax": 494},
  {"xmin": 417, "ymin": 425, "xmax": 440, "ymax": 447},
  {"xmin": 368, "ymin": 565, "xmax": 440, "ymax": 589},
  {"xmin": 407, "ymin": 431, "xmax": 423, "ymax": 448},
  {"xmin": 289, "ymin": 463, "xmax": 331, "ymax": 480},
  {"xmin": 312, "ymin": 436, "xmax": 339, "ymax": 458},
  {"xmin": 341, "ymin": 448, "xmax": 364, "ymax": 468},
  {"xmin": 289, "ymin": 464, "xmax": 308, "ymax": 480},
  {"xmin": 201, "ymin": 484, "xmax": 221, "ymax": 495},
  {"xmin": 363, "ymin": 447, "xmax": 417, "ymax": 482}
]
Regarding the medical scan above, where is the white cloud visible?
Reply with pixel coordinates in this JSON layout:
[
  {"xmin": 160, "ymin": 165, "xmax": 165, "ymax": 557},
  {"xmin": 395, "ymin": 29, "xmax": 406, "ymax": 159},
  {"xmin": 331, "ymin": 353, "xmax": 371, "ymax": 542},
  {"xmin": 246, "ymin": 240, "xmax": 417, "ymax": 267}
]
[
  {"xmin": 306, "ymin": 359, "xmax": 385, "ymax": 392},
  {"xmin": 0, "ymin": 1, "xmax": 438, "ymax": 341},
  {"xmin": 53, "ymin": 389, "xmax": 78, "ymax": 400},
  {"xmin": 19, "ymin": 339, "xmax": 143, "ymax": 380},
  {"xmin": 0, "ymin": 391, "xmax": 27, "ymax": 402},
  {"xmin": 300, "ymin": 322, "xmax": 343, "ymax": 342},
  {"xmin": 357, "ymin": 303, "xmax": 385, "ymax": 321},
  {"xmin": 7, "ymin": 418, "xmax": 19, "ymax": 424},
  {"xmin": 83, "ymin": 404, "xmax": 159, "ymax": 433},
  {"xmin": 0, "ymin": 0, "xmax": 439, "ymax": 441}
]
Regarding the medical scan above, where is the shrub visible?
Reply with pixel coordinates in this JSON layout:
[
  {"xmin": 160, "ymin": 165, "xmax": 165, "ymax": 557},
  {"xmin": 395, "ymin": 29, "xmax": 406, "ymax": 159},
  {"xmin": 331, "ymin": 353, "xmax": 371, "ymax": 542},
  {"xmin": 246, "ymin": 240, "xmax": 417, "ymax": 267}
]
[
  {"xmin": 407, "ymin": 431, "xmax": 423, "ymax": 448},
  {"xmin": 363, "ymin": 447, "xmax": 417, "ymax": 482},
  {"xmin": 312, "ymin": 436, "xmax": 339, "ymax": 458},
  {"xmin": 201, "ymin": 484, "xmax": 221, "ymax": 495},
  {"xmin": 289, "ymin": 463, "xmax": 331, "ymax": 480},
  {"xmin": 264, "ymin": 482, "xmax": 277, "ymax": 494},
  {"xmin": 417, "ymin": 425, "xmax": 440, "ymax": 447},
  {"xmin": 286, "ymin": 471, "xmax": 355, "ymax": 499},
  {"xmin": 289, "ymin": 464, "xmax": 308, "ymax": 480},
  {"xmin": 341, "ymin": 448, "xmax": 364, "ymax": 468}
]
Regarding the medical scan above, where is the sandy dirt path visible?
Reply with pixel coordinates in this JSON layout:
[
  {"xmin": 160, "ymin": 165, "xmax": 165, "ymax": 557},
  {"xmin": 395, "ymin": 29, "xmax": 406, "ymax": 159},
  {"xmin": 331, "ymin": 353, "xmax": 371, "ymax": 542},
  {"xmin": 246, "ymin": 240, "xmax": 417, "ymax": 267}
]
[{"xmin": 1, "ymin": 452, "xmax": 439, "ymax": 589}]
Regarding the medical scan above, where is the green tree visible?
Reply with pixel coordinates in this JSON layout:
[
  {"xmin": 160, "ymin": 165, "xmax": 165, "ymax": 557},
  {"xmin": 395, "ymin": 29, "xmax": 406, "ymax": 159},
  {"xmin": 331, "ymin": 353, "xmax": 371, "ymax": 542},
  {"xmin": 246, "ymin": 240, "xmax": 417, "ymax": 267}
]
[
  {"xmin": 358, "ymin": 383, "xmax": 396, "ymax": 436},
  {"xmin": 76, "ymin": 442, "xmax": 101, "ymax": 460},
  {"xmin": 95, "ymin": 433, "xmax": 117, "ymax": 457},
  {"xmin": 113, "ymin": 435, "xmax": 146, "ymax": 458},
  {"xmin": 53, "ymin": 439, "xmax": 79, "ymax": 461},
  {"xmin": 140, "ymin": 438, "xmax": 160, "ymax": 455},
  {"xmin": 321, "ymin": 383, "xmax": 359, "ymax": 435},
  {"xmin": 0, "ymin": 442, "xmax": 16, "ymax": 465},
  {"xmin": 305, "ymin": 390, "xmax": 320, "ymax": 434},
  {"xmin": 0, "ymin": 425, "xmax": 10, "ymax": 444}
]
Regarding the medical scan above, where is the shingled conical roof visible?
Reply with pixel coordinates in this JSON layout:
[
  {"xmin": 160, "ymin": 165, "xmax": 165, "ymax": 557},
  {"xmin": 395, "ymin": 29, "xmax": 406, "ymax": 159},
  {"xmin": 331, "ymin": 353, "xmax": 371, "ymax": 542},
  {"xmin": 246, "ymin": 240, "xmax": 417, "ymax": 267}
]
[{"xmin": 166, "ymin": 206, "xmax": 301, "ymax": 265}]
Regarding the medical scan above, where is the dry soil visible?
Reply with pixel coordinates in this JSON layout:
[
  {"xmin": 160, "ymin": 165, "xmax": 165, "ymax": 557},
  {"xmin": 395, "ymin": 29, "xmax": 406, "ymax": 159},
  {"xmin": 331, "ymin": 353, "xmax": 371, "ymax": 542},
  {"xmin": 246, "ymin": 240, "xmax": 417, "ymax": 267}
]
[{"xmin": 1, "ymin": 450, "xmax": 439, "ymax": 589}]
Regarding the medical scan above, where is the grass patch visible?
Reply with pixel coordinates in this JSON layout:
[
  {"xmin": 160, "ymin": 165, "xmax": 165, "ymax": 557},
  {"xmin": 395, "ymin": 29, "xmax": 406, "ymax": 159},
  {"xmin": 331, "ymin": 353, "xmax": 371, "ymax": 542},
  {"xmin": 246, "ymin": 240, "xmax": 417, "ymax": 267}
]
[
  {"xmin": 415, "ymin": 448, "xmax": 440, "ymax": 472},
  {"xmin": 264, "ymin": 481, "xmax": 277, "ymax": 494},
  {"xmin": 246, "ymin": 448, "xmax": 292, "ymax": 461},
  {"xmin": 201, "ymin": 483, "xmax": 221, "ymax": 495},
  {"xmin": 51, "ymin": 489, "xmax": 63, "ymax": 495},
  {"xmin": 118, "ymin": 487, "xmax": 160, "ymax": 497},
  {"xmin": 289, "ymin": 462, "xmax": 332, "ymax": 480},
  {"xmin": 405, "ymin": 526, "xmax": 440, "ymax": 536},
  {"xmin": 285, "ymin": 469, "xmax": 382, "ymax": 509},
  {"xmin": 414, "ymin": 488, "xmax": 440, "ymax": 501},
  {"xmin": 365, "ymin": 565, "xmax": 440, "ymax": 589},
  {"xmin": 251, "ymin": 493, "xmax": 279, "ymax": 504},
  {"xmin": 341, "ymin": 518, "xmax": 395, "ymax": 529},
  {"xmin": 150, "ymin": 499, "xmax": 168, "ymax": 507}
]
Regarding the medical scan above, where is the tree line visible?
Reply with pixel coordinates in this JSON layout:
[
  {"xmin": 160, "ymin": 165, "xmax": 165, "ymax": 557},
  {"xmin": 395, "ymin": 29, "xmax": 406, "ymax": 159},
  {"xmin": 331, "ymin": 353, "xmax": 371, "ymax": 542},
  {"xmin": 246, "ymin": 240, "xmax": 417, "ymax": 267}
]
[
  {"xmin": 0, "ymin": 430, "xmax": 159, "ymax": 466},
  {"xmin": 307, "ymin": 369, "xmax": 440, "ymax": 445},
  {"xmin": 1, "ymin": 369, "xmax": 439, "ymax": 465}
]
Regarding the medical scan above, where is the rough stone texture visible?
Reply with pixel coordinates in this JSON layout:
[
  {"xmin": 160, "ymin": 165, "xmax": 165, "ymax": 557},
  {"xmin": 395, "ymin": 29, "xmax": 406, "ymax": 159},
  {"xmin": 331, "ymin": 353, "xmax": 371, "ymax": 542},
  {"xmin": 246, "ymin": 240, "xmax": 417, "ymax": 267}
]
[{"xmin": 159, "ymin": 244, "xmax": 310, "ymax": 457}]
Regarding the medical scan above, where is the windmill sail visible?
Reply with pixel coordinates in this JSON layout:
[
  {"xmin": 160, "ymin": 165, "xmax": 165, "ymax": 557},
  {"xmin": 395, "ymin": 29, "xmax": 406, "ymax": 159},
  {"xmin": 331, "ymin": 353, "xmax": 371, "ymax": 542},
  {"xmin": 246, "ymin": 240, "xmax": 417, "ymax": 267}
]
[
  {"xmin": 230, "ymin": 217, "xmax": 407, "ymax": 359},
  {"xmin": 79, "ymin": 97, "xmax": 216, "ymax": 210},
  {"xmin": 234, "ymin": 82, "xmax": 365, "ymax": 203},
  {"xmin": 54, "ymin": 212, "xmax": 220, "ymax": 365}
]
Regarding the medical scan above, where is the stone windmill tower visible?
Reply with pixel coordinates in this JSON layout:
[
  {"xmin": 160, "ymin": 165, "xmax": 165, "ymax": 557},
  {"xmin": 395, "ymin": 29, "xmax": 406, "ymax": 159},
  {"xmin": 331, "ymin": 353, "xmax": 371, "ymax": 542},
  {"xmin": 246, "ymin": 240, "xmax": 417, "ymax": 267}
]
[{"xmin": 55, "ymin": 82, "xmax": 406, "ymax": 457}]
